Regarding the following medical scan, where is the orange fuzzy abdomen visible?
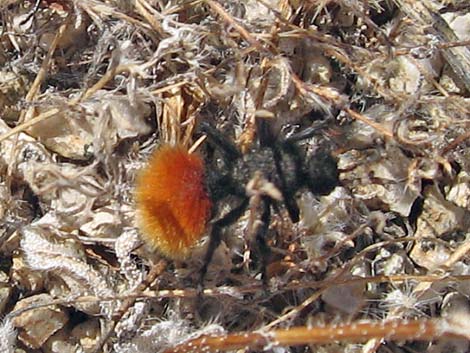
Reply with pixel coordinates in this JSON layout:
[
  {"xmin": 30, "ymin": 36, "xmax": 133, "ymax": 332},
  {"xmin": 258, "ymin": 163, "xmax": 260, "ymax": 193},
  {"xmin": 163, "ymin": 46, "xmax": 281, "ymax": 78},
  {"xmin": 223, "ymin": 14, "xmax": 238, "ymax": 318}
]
[{"xmin": 135, "ymin": 144, "xmax": 212, "ymax": 259}]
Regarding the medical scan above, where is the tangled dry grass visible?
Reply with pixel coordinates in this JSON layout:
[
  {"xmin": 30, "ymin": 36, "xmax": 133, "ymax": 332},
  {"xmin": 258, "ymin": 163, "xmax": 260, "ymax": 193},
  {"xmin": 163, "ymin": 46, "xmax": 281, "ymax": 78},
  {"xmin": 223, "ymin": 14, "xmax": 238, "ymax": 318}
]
[{"xmin": 1, "ymin": 0, "xmax": 470, "ymax": 352}]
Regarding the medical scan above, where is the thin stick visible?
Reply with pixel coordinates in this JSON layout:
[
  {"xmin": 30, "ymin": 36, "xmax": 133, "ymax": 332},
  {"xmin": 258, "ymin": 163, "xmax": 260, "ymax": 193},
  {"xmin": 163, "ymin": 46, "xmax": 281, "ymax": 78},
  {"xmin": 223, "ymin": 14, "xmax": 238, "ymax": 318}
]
[
  {"xmin": 0, "ymin": 108, "xmax": 60, "ymax": 143},
  {"xmin": 163, "ymin": 318, "xmax": 469, "ymax": 353},
  {"xmin": 22, "ymin": 19, "xmax": 69, "ymax": 114},
  {"xmin": 290, "ymin": 73, "xmax": 395, "ymax": 139},
  {"xmin": 205, "ymin": 0, "xmax": 264, "ymax": 51},
  {"xmin": 344, "ymin": 107, "xmax": 394, "ymax": 139},
  {"xmin": 2, "ymin": 19, "xmax": 69, "ymax": 151},
  {"xmin": 440, "ymin": 130, "xmax": 470, "ymax": 156},
  {"xmin": 6, "ymin": 273, "xmax": 470, "ymax": 321},
  {"xmin": 74, "ymin": 64, "xmax": 130, "ymax": 103},
  {"xmin": 90, "ymin": 259, "xmax": 168, "ymax": 353},
  {"xmin": 135, "ymin": 0, "xmax": 166, "ymax": 37},
  {"xmin": 188, "ymin": 135, "xmax": 207, "ymax": 154}
]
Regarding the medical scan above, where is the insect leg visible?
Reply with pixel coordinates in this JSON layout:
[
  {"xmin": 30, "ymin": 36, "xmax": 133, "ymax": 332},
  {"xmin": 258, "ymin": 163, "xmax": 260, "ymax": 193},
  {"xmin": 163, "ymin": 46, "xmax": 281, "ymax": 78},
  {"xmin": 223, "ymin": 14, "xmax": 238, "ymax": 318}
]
[
  {"xmin": 255, "ymin": 196, "xmax": 272, "ymax": 286},
  {"xmin": 199, "ymin": 198, "xmax": 249, "ymax": 287}
]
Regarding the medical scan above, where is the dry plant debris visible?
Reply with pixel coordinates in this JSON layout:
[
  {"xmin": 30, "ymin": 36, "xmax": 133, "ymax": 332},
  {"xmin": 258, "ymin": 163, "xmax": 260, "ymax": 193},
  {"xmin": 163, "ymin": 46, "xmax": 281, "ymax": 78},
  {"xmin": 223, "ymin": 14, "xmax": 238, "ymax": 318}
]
[{"xmin": 1, "ymin": 0, "xmax": 470, "ymax": 352}]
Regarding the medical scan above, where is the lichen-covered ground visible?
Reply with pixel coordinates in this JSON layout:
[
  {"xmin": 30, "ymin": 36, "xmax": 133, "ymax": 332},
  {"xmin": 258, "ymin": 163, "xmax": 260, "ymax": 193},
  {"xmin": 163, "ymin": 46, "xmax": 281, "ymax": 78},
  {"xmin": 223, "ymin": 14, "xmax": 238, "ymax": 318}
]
[{"xmin": 1, "ymin": 1, "xmax": 470, "ymax": 352}]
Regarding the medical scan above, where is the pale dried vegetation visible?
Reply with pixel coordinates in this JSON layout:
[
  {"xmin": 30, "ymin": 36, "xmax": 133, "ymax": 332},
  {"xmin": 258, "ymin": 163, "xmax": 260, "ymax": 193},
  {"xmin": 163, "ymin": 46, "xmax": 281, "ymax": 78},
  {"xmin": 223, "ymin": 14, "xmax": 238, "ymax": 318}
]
[{"xmin": 1, "ymin": 0, "xmax": 470, "ymax": 352}]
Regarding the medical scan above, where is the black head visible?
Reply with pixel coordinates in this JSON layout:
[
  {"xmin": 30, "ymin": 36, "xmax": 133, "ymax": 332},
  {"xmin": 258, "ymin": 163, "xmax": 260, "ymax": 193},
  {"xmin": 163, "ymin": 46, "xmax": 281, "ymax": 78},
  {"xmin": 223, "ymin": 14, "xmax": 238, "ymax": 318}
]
[{"xmin": 304, "ymin": 151, "xmax": 339, "ymax": 195}]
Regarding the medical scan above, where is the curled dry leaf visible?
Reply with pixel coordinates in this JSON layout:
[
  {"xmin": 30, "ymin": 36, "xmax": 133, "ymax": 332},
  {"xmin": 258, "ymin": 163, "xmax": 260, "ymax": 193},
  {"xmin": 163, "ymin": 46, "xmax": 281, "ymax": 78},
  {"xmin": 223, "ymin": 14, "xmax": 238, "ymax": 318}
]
[
  {"xmin": 12, "ymin": 293, "xmax": 69, "ymax": 349},
  {"xmin": 21, "ymin": 224, "xmax": 116, "ymax": 316},
  {"xmin": 411, "ymin": 185, "xmax": 470, "ymax": 270},
  {"xmin": 339, "ymin": 145, "xmax": 420, "ymax": 217},
  {"xmin": 27, "ymin": 93, "xmax": 152, "ymax": 160}
]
